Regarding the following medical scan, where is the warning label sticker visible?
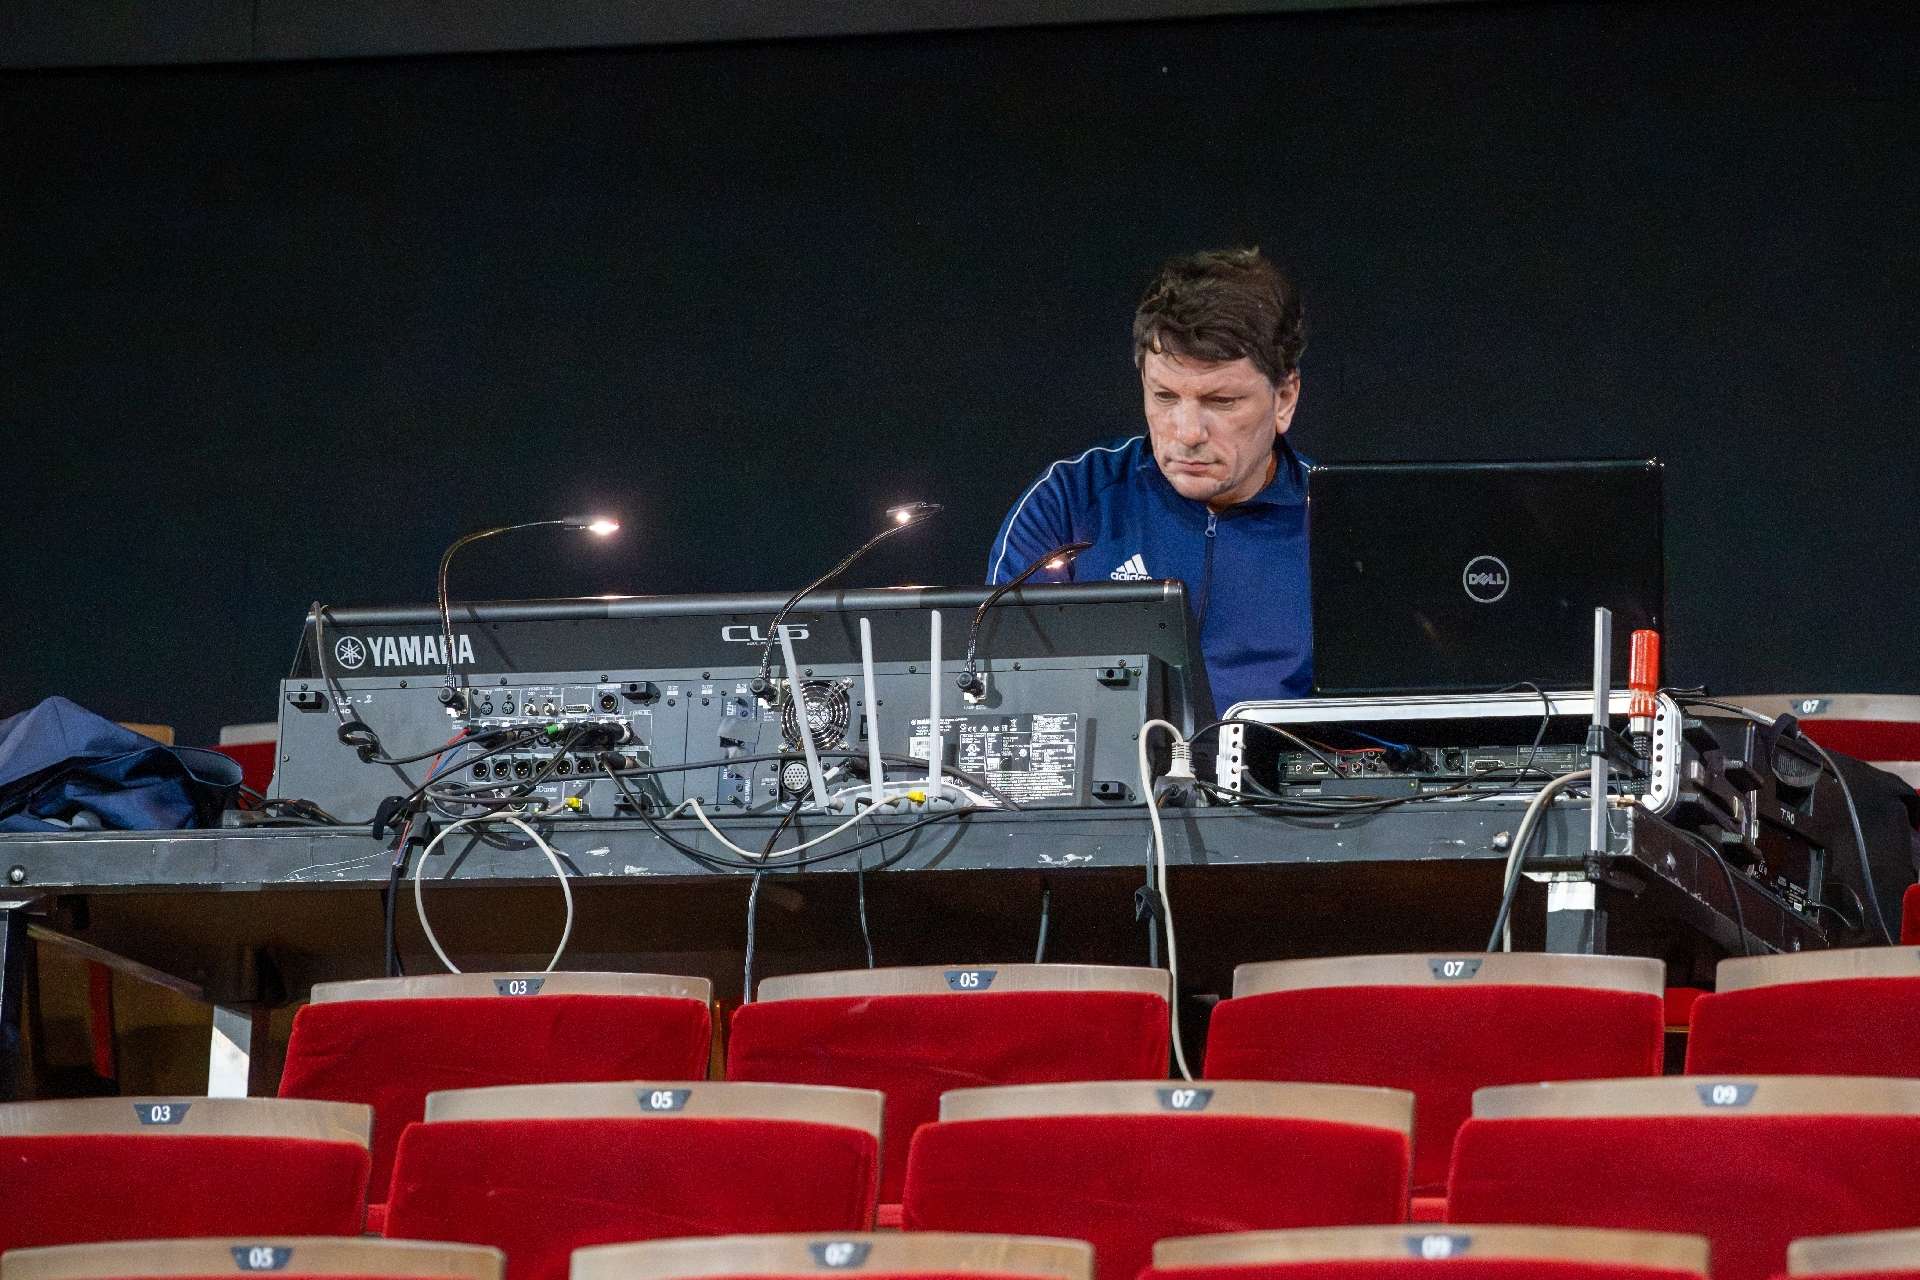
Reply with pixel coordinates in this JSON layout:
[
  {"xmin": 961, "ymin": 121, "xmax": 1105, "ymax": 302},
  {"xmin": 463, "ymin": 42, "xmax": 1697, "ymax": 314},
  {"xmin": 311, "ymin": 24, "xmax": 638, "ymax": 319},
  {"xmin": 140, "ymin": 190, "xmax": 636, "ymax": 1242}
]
[{"xmin": 908, "ymin": 712, "xmax": 1080, "ymax": 805}]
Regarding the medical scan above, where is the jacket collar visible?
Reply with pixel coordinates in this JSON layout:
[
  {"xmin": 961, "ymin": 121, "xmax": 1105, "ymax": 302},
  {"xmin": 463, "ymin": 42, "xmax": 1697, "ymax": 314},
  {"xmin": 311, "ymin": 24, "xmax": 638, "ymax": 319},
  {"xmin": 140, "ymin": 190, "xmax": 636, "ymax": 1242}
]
[{"xmin": 1138, "ymin": 436, "xmax": 1308, "ymax": 518}]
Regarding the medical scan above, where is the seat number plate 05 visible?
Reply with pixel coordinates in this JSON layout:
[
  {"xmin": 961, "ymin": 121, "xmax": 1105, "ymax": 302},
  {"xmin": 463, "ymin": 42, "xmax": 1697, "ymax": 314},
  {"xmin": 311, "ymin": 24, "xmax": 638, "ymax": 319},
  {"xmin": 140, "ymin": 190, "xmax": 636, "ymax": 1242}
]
[{"xmin": 639, "ymin": 1088, "xmax": 692, "ymax": 1111}]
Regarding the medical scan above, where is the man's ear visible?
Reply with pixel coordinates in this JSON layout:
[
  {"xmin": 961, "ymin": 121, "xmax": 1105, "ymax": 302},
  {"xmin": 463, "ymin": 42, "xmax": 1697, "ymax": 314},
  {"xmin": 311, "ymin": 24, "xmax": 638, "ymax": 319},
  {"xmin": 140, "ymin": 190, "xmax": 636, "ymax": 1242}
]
[{"xmin": 1273, "ymin": 373, "xmax": 1302, "ymax": 436}]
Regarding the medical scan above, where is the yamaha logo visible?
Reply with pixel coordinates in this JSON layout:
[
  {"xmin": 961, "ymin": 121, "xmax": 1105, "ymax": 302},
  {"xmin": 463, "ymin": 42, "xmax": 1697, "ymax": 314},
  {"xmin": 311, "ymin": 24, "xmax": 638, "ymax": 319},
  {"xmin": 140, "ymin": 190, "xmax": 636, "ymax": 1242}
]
[
  {"xmin": 332, "ymin": 633, "xmax": 476, "ymax": 669},
  {"xmin": 1462, "ymin": 555, "xmax": 1510, "ymax": 604}
]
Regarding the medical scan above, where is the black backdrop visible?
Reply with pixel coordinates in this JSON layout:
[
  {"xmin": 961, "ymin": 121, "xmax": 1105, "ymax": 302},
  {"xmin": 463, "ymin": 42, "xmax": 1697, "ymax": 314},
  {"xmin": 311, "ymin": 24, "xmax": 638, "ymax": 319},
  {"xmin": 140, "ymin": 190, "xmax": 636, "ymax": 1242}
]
[{"xmin": 3, "ymin": 0, "xmax": 1914, "ymax": 746}]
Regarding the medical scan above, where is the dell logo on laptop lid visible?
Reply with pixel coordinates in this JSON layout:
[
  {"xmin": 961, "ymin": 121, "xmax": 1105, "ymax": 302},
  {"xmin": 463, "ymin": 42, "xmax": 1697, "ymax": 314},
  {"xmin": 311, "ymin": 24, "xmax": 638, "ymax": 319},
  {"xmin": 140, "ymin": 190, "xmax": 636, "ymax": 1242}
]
[{"xmin": 1462, "ymin": 555, "xmax": 1510, "ymax": 604}]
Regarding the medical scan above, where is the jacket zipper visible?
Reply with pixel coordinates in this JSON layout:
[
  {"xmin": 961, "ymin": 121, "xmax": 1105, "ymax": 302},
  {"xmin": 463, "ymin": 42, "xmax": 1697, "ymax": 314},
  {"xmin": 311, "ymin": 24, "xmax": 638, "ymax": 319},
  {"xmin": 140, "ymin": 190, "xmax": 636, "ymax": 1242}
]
[{"xmin": 1196, "ymin": 512, "xmax": 1218, "ymax": 627}]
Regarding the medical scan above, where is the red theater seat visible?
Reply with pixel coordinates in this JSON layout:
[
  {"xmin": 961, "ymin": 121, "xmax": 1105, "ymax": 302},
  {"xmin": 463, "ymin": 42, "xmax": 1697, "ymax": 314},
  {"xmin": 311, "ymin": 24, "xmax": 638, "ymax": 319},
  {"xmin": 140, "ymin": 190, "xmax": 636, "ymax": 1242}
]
[
  {"xmin": 726, "ymin": 964, "xmax": 1171, "ymax": 1205},
  {"xmin": 1903, "ymin": 886, "xmax": 1919, "ymax": 946},
  {"xmin": 1203, "ymin": 953, "xmax": 1665, "ymax": 1199},
  {"xmin": 383, "ymin": 1081, "xmax": 883, "ymax": 1280},
  {"xmin": 1447, "ymin": 1076, "xmax": 1920, "ymax": 1280},
  {"xmin": 279, "ymin": 971, "xmax": 713, "ymax": 1217},
  {"xmin": 1719, "ymin": 696, "xmax": 1920, "ymax": 790},
  {"xmin": 1143, "ymin": 1224, "xmax": 1710, "ymax": 1280},
  {"xmin": 901, "ymin": 1080, "xmax": 1414, "ymax": 1280},
  {"xmin": 567, "ymin": 1232, "xmax": 1093, "ymax": 1280},
  {"xmin": 1687, "ymin": 948, "xmax": 1920, "ymax": 1077},
  {"xmin": 1788, "ymin": 1227, "xmax": 1920, "ymax": 1280},
  {"xmin": 0, "ymin": 1237, "xmax": 503, "ymax": 1280},
  {"xmin": 0, "ymin": 1097, "xmax": 372, "ymax": 1252}
]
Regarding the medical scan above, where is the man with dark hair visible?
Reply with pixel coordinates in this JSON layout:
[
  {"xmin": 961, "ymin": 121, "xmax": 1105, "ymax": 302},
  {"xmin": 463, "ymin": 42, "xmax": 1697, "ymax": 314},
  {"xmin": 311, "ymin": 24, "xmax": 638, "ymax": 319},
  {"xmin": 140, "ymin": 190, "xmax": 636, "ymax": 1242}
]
[{"xmin": 986, "ymin": 248, "xmax": 1312, "ymax": 707}]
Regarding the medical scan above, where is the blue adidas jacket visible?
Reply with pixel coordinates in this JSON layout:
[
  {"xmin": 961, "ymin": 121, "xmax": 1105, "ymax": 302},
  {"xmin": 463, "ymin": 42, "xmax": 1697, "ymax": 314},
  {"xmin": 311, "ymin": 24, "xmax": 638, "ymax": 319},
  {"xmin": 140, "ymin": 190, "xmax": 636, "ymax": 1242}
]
[{"xmin": 986, "ymin": 434, "xmax": 1313, "ymax": 711}]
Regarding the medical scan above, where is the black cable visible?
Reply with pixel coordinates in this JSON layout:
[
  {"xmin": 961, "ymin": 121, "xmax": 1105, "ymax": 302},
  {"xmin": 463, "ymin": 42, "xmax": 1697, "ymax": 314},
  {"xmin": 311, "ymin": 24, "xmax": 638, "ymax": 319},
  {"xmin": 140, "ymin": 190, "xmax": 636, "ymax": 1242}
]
[
  {"xmin": 309, "ymin": 602, "xmax": 475, "ymax": 775},
  {"xmin": 380, "ymin": 806, "xmax": 429, "ymax": 977},
  {"xmin": 1187, "ymin": 716, "xmax": 1342, "ymax": 773},
  {"xmin": 362, "ymin": 733, "xmax": 484, "ymax": 768},
  {"xmin": 1197, "ymin": 763, "xmax": 1556, "ymax": 818},
  {"xmin": 532, "ymin": 748, "xmax": 1024, "ymax": 812},
  {"xmin": 1196, "ymin": 689, "xmax": 1559, "ymax": 792},
  {"xmin": 961, "ymin": 541, "xmax": 1092, "ymax": 692},
  {"xmin": 1486, "ymin": 839, "xmax": 1532, "ymax": 952},
  {"xmin": 752, "ymin": 503, "xmax": 941, "ymax": 692},
  {"xmin": 383, "ymin": 857, "xmax": 407, "ymax": 977},
  {"xmin": 1671, "ymin": 695, "xmax": 1895, "ymax": 945},
  {"xmin": 1034, "ymin": 886, "xmax": 1052, "ymax": 964},
  {"xmin": 1136, "ymin": 831, "xmax": 1160, "ymax": 968},
  {"xmin": 737, "ymin": 800, "xmax": 802, "ymax": 1004},
  {"xmin": 855, "ymin": 851, "xmax": 875, "ymax": 968},
  {"xmin": 742, "ymin": 872, "xmax": 766, "ymax": 1001},
  {"xmin": 1482, "ymin": 773, "xmax": 1589, "ymax": 951},
  {"xmin": 1679, "ymin": 829, "xmax": 1754, "ymax": 957},
  {"xmin": 1493, "ymin": 681, "xmax": 1557, "ymax": 781},
  {"xmin": 1797, "ymin": 736, "xmax": 1894, "ymax": 945},
  {"xmin": 308, "ymin": 603, "xmax": 360, "ymax": 731},
  {"xmin": 423, "ymin": 728, "xmax": 583, "ymax": 811},
  {"xmin": 254, "ymin": 797, "xmax": 350, "ymax": 825},
  {"xmin": 1805, "ymin": 896, "xmax": 1863, "ymax": 932}
]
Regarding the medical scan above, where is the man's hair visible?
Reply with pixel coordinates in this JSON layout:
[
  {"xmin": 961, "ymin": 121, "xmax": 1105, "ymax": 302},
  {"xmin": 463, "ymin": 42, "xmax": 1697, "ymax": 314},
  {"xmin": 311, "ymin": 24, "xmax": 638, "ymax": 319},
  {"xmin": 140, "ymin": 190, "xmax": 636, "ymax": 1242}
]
[{"xmin": 1132, "ymin": 247, "xmax": 1306, "ymax": 385}]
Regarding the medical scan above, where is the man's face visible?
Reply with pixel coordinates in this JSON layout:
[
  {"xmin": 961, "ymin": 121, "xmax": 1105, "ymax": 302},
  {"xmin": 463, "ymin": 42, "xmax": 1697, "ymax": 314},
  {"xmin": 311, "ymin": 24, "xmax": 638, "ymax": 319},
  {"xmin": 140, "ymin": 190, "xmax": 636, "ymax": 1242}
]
[{"xmin": 1141, "ymin": 349, "xmax": 1299, "ymax": 510}]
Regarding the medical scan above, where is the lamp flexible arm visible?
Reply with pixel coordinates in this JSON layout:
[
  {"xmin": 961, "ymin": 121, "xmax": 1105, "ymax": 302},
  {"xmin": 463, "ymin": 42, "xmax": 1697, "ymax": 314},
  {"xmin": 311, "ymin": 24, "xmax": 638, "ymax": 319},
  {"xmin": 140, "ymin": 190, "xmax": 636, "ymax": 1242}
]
[
  {"xmin": 754, "ymin": 505, "xmax": 942, "ymax": 691},
  {"xmin": 437, "ymin": 519, "xmax": 568, "ymax": 695},
  {"xmin": 960, "ymin": 540, "xmax": 1093, "ymax": 693}
]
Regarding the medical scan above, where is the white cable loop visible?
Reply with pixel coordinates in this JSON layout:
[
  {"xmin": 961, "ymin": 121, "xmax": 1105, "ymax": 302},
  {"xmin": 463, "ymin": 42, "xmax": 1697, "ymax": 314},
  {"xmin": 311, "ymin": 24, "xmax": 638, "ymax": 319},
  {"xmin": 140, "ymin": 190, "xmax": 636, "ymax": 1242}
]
[
  {"xmin": 413, "ymin": 812, "xmax": 575, "ymax": 974},
  {"xmin": 1138, "ymin": 717, "xmax": 1195, "ymax": 1080},
  {"xmin": 683, "ymin": 796, "xmax": 878, "ymax": 861}
]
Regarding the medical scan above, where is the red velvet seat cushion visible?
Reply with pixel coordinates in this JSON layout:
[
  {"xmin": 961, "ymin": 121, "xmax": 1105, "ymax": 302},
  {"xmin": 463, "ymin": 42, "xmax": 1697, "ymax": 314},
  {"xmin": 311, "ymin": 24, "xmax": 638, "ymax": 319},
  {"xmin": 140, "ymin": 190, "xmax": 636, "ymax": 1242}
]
[
  {"xmin": 691, "ymin": 1273, "xmax": 1066, "ymax": 1280},
  {"xmin": 384, "ymin": 1116, "xmax": 878, "ymax": 1280},
  {"xmin": 1142, "ymin": 1263, "xmax": 1704, "ymax": 1280},
  {"xmin": 1204, "ymin": 985, "xmax": 1663, "ymax": 1196},
  {"xmin": 0, "ymin": 1133, "xmax": 369, "ymax": 1252},
  {"xmin": 280, "ymin": 993, "xmax": 712, "ymax": 1202},
  {"xmin": 728, "ymin": 990, "xmax": 1169, "ymax": 1202},
  {"xmin": 1686, "ymin": 979, "xmax": 1920, "ymax": 1076},
  {"xmin": 1447, "ymin": 1114, "xmax": 1920, "ymax": 1280},
  {"xmin": 83, "ymin": 1275, "xmax": 470, "ymax": 1280},
  {"xmin": 901, "ymin": 1113, "xmax": 1409, "ymax": 1280},
  {"xmin": 1796, "ymin": 719, "xmax": 1920, "ymax": 764}
]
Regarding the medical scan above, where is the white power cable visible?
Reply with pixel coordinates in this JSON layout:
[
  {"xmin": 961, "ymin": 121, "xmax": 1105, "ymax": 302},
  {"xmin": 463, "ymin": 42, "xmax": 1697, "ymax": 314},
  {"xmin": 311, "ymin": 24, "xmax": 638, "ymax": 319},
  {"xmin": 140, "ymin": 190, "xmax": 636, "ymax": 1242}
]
[
  {"xmin": 825, "ymin": 778, "xmax": 999, "ymax": 811},
  {"xmin": 413, "ymin": 812, "xmax": 575, "ymax": 974},
  {"xmin": 1138, "ymin": 717, "xmax": 1196, "ymax": 1080},
  {"xmin": 1493, "ymin": 770, "xmax": 1586, "ymax": 951},
  {"xmin": 683, "ymin": 795, "xmax": 884, "ymax": 861}
]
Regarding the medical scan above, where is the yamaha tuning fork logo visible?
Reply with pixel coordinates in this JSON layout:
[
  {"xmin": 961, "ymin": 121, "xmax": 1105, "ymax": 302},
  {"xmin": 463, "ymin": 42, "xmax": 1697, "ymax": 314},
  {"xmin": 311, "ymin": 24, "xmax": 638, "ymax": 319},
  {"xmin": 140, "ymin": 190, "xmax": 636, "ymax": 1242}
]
[
  {"xmin": 1462, "ymin": 555, "xmax": 1510, "ymax": 604},
  {"xmin": 333, "ymin": 636, "xmax": 366, "ymax": 669}
]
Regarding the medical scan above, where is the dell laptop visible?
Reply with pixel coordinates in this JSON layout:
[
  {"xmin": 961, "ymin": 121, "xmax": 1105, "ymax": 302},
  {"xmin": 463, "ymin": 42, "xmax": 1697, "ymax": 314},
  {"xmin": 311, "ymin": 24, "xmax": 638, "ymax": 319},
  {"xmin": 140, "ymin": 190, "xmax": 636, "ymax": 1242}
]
[{"xmin": 1307, "ymin": 459, "xmax": 1665, "ymax": 694}]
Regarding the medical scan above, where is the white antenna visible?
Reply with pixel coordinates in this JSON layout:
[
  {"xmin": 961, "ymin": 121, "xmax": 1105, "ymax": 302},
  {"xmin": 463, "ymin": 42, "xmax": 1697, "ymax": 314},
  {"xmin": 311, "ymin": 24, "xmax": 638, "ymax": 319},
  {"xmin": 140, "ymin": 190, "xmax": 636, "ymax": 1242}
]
[
  {"xmin": 859, "ymin": 617, "xmax": 886, "ymax": 809},
  {"xmin": 925, "ymin": 610, "xmax": 944, "ymax": 801},
  {"xmin": 778, "ymin": 625, "xmax": 829, "ymax": 810}
]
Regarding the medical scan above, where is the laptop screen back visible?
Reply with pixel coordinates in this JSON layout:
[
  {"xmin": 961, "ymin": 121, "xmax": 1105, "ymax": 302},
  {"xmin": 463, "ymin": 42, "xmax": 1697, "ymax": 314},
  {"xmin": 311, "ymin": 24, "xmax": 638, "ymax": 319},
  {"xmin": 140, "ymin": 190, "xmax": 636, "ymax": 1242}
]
[{"xmin": 1307, "ymin": 459, "xmax": 1665, "ymax": 694}]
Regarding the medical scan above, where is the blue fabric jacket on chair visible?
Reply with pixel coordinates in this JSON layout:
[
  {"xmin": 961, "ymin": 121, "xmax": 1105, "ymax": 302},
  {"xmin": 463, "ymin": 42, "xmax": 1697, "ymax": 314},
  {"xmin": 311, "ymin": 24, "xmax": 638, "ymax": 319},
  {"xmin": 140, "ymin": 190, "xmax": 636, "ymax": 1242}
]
[{"xmin": 0, "ymin": 696, "xmax": 241, "ymax": 832}]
